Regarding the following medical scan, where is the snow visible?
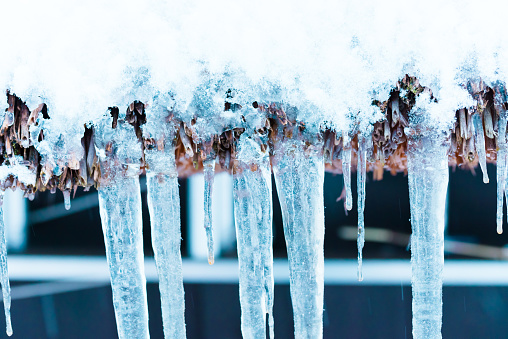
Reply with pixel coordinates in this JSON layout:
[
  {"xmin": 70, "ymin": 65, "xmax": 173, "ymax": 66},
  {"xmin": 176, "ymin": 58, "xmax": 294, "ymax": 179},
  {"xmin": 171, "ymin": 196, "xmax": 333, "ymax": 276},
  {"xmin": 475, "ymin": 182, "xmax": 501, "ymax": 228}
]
[
  {"xmin": 1, "ymin": 1, "xmax": 508, "ymax": 338},
  {"xmin": 1, "ymin": 0, "xmax": 505, "ymax": 147}
]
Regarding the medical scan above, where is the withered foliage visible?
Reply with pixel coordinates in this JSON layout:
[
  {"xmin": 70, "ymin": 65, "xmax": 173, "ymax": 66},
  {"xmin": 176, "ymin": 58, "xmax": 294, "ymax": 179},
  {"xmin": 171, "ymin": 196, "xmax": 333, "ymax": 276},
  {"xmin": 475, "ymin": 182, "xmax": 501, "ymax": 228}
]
[{"xmin": 2, "ymin": 75, "xmax": 506, "ymax": 201}]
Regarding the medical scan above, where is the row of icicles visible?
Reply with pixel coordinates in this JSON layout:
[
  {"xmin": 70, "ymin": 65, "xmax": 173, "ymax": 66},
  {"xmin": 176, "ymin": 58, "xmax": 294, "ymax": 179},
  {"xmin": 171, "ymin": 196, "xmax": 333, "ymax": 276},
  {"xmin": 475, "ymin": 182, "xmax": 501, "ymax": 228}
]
[{"xmin": 0, "ymin": 80, "xmax": 506, "ymax": 338}]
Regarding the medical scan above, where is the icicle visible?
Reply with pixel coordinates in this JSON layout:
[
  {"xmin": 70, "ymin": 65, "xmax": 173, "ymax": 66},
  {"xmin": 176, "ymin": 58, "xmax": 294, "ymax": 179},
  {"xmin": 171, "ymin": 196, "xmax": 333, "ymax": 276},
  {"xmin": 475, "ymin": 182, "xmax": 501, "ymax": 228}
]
[
  {"xmin": 98, "ymin": 170, "xmax": 148, "ymax": 339},
  {"xmin": 0, "ymin": 194, "xmax": 12, "ymax": 336},
  {"xmin": 62, "ymin": 190, "xmax": 71, "ymax": 210},
  {"xmin": 342, "ymin": 136, "xmax": 353, "ymax": 211},
  {"xmin": 233, "ymin": 135, "xmax": 274, "ymax": 339},
  {"xmin": 357, "ymin": 136, "xmax": 367, "ymax": 282},
  {"xmin": 95, "ymin": 118, "xmax": 149, "ymax": 339},
  {"xmin": 497, "ymin": 113, "xmax": 508, "ymax": 234},
  {"xmin": 473, "ymin": 114, "xmax": 489, "ymax": 184},
  {"xmin": 273, "ymin": 138, "xmax": 325, "ymax": 339},
  {"xmin": 145, "ymin": 147, "xmax": 186, "ymax": 339},
  {"xmin": 203, "ymin": 156, "xmax": 215, "ymax": 265},
  {"xmin": 407, "ymin": 131, "xmax": 449, "ymax": 339}
]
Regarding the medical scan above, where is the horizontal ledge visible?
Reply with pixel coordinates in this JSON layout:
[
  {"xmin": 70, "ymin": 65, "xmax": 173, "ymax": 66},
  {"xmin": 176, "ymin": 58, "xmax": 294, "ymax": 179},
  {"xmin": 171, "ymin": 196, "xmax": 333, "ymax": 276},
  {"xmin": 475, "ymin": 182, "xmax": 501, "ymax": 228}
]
[{"xmin": 6, "ymin": 255, "xmax": 508, "ymax": 286}]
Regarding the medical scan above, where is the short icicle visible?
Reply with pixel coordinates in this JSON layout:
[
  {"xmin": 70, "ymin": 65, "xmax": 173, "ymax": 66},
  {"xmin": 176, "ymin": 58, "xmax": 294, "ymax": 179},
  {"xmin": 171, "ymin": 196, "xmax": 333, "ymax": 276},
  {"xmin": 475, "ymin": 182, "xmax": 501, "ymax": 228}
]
[
  {"xmin": 203, "ymin": 156, "xmax": 216, "ymax": 265},
  {"xmin": 472, "ymin": 113, "xmax": 489, "ymax": 184},
  {"xmin": 273, "ymin": 137, "xmax": 325, "ymax": 339},
  {"xmin": 63, "ymin": 190, "xmax": 71, "ymax": 210},
  {"xmin": 342, "ymin": 136, "xmax": 353, "ymax": 211},
  {"xmin": 407, "ymin": 129, "xmax": 449, "ymax": 339},
  {"xmin": 356, "ymin": 135, "xmax": 367, "ymax": 282},
  {"xmin": 497, "ymin": 112, "xmax": 507, "ymax": 234},
  {"xmin": 146, "ymin": 144, "xmax": 186, "ymax": 338},
  {"xmin": 233, "ymin": 134, "xmax": 274, "ymax": 339},
  {"xmin": 0, "ymin": 194, "xmax": 12, "ymax": 336},
  {"xmin": 95, "ymin": 118, "xmax": 149, "ymax": 339}
]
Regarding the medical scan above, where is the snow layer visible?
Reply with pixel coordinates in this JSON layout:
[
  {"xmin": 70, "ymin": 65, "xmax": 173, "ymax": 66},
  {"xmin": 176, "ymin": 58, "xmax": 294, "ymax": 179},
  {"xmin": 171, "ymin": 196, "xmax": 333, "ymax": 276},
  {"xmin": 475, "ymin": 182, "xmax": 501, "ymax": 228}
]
[{"xmin": 2, "ymin": 1, "xmax": 505, "ymax": 157}]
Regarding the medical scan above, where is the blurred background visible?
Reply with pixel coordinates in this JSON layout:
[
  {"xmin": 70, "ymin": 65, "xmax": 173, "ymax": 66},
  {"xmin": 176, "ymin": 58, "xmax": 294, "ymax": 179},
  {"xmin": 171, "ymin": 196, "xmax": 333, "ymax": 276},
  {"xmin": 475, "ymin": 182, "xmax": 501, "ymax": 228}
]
[{"xmin": 2, "ymin": 164, "xmax": 508, "ymax": 338}]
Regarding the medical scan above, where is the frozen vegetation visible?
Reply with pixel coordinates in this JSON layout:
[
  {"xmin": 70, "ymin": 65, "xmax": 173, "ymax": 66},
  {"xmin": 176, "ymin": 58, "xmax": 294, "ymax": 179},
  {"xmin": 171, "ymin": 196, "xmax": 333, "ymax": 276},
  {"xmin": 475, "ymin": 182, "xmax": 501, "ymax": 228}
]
[{"xmin": 1, "ymin": 1, "xmax": 507, "ymax": 338}]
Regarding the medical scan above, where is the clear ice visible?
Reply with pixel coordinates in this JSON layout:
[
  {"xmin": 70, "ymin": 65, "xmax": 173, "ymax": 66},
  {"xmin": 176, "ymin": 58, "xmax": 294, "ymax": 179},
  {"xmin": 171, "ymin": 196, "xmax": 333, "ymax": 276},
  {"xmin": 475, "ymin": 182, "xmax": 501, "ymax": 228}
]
[
  {"xmin": 273, "ymin": 138, "xmax": 325, "ymax": 339},
  {"xmin": 472, "ymin": 114, "xmax": 489, "ymax": 184},
  {"xmin": 233, "ymin": 135, "xmax": 274, "ymax": 339},
  {"xmin": 342, "ymin": 138, "xmax": 353, "ymax": 211},
  {"xmin": 0, "ymin": 194, "xmax": 12, "ymax": 336},
  {"xmin": 95, "ymin": 118, "xmax": 149, "ymax": 339},
  {"xmin": 146, "ymin": 146, "xmax": 186, "ymax": 339},
  {"xmin": 407, "ymin": 132, "xmax": 449, "ymax": 339},
  {"xmin": 203, "ymin": 157, "xmax": 216, "ymax": 265},
  {"xmin": 356, "ymin": 135, "xmax": 368, "ymax": 282},
  {"xmin": 63, "ymin": 190, "xmax": 71, "ymax": 210},
  {"xmin": 497, "ymin": 113, "xmax": 507, "ymax": 234}
]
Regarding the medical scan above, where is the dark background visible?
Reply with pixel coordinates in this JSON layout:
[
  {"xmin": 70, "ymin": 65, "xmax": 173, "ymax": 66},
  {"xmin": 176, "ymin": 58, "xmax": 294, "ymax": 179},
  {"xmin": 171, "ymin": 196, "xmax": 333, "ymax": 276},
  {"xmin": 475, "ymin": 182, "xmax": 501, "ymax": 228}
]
[{"xmin": 7, "ymin": 163, "xmax": 507, "ymax": 339}]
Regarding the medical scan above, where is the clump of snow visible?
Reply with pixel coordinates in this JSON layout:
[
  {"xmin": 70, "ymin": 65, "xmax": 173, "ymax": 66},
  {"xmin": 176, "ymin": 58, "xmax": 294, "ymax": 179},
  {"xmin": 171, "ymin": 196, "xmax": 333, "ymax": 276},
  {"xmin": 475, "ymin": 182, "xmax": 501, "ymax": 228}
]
[{"xmin": 1, "ymin": 0, "xmax": 505, "ymax": 160}]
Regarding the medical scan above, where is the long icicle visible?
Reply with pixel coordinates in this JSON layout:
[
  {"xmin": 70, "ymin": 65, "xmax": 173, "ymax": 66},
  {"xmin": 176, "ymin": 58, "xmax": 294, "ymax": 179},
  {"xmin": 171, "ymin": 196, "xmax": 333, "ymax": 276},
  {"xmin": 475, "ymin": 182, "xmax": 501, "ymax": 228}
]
[
  {"xmin": 146, "ymin": 146, "xmax": 186, "ymax": 339},
  {"xmin": 0, "ymin": 194, "xmax": 12, "ymax": 336},
  {"xmin": 273, "ymin": 138, "xmax": 325, "ymax": 339},
  {"xmin": 203, "ymin": 156, "xmax": 216, "ymax": 265},
  {"xmin": 408, "ymin": 131, "xmax": 449, "ymax": 339},
  {"xmin": 497, "ymin": 112, "xmax": 507, "ymax": 234},
  {"xmin": 233, "ymin": 135, "xmax": 274, "ymax": 339},
  {"xmin": 473, "ymin": 113, "xmax": 489, "ymax": 184},
  {"xmin": 357, "ymin": 135, "xmax": 367, "ymax": 282},
  {"xmin": 95, "ymin": 118, "xmax": 149, "ymax": 339},
  {"xmin": 343, "ymin": 136, "xmax": 353, "ymax": 211}
]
